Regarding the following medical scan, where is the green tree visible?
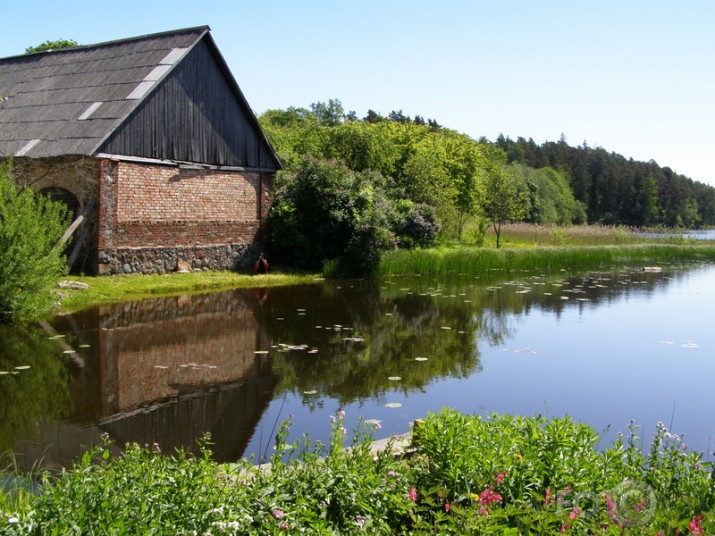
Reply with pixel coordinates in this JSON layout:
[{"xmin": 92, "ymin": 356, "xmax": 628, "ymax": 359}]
[
  {"xmin": 480, "ymin": 164, "xmax": 527, "ymax": 248},
  {"xmin": 25, "ymin": 39, "xmax": 78, "ymax": 54},
  {"xmin": 310, "ymin": 98, "xmax": 345, "ymax": 126},
  {"xmin": 0, "ymin": 161, "xmax": 69, "ymax": 321},
  {"xmin": 269, "ymin": 158, "xmax": 394, "ymax": 276}
]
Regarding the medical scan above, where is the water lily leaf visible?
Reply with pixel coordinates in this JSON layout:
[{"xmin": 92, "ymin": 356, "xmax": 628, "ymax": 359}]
[
  {"xmin": 414, "ymin": 357, "xmax": 428, "ymax": 362},
  {"xmin": 154, "ymin": 365, "xmax": 168, "ymax": 369},
  {"xmin": 63, "ymin": 350, "xmax": 77, "ymax": 354},
  {"xmin": 14, "ymin": 365, "xmax": 31, "ymax": 370},
  {"xmin": 388, "ymin": 376, "xmax": 402, "ymax": 381},
  {"xmin": 48, "ymin": 334, "xmax": 65, "ymax": 340},
  {"xmin": 303, "ymin": 390, "xmax": 318, "ymax": 395},
  {"xmin": 79, "ymin": 344, "xmax": 91, "ymax": 348},
  {"xmin": 0, "ymin": 371, "xmax": 10, "ymax": 375},
  {"xmin": 440, "ymin": 326, "xmax": 451, "ymax": 330},
  {"xmin": 385, "ymin": 402, "xmax": 402, "ymax": 408},
  {"xmin": 254, "ymin": 350, "xmax": 269, "ymax": 354}
]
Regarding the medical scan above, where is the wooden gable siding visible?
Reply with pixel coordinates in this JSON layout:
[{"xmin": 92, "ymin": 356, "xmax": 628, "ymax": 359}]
[{"xmin": 97, "ymin": 39, "xmax": 276, "ymax": 169}]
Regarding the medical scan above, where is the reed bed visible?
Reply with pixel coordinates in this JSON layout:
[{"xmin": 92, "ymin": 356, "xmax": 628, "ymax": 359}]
[
  {"xmin": 378, "ymin": 244, "xmax": 715, "ymax": 276},
  {"xmin": 491, "ymin": 223, "xmax": 642, "ymax": 246}
]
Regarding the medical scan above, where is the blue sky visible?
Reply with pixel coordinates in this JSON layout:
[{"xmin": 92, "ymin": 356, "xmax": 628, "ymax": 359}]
[{"xmin": 3, "ymin": 1, "xmax": 714, "ymax": 185}]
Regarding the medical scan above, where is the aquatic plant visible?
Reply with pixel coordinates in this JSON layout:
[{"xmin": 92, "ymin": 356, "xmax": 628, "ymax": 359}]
[{"xmin": 379, "ymin": 244, "xmax": 715, "ymax": 276}]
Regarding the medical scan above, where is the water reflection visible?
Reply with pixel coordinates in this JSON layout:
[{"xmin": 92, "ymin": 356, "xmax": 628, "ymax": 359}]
[{"xmin": 2, "ymin": 263, "xmax": 712, "ymax": 469}]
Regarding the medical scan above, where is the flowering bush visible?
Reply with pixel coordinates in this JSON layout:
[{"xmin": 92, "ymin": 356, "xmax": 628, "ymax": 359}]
[{"xmin": 1, "ymin": 410, "xmax": 713, "ymax": 534}]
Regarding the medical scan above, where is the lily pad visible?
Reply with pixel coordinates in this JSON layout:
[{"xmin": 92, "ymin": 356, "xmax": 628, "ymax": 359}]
[
  {"xmin": 62, "ymin": 350, "xmax": 77, "ymax": 354},
  {"xmin": 0, "ymin": 371, "xmax": 10, "ymax": 375},
  {"xmin": 79, "ymin": 344, "xmax": 91, "ymax": 348},
  {"xmin": 414, "ymin": 357, "xmax": 428, "ymax": 362},
  {"xmin": 385, "ymin": 402, "xmax": 402, "ymax": 409},
  {"xmin": 48, "ymin": 334, "xmax": 65, "ymax": 340},
  {"xmin": 14, "ymin": 365, "xmax": 31, "ymax": 370},
  {"xmin": 388, "ymin": 376, "xmax": 402, "ymax": 381},
  {"xmin": 254, "ymin": 350, "xmax": 269, "ymax": 354},
  {"xmin": 303, "ymin": 390, "xmax": 318, "ymax": 395}
]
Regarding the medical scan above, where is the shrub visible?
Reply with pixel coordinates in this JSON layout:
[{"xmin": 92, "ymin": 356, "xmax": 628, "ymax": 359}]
[
  {"xmin": 0, "ymin": 161, "xmax": 69, "ymax": 322},
  {"xmin": 269, "ymin": 158, "xmax": 394, "ymax": 277},
  {"xmin": 389, "ymin": 199, "xmax": 440, "ymax": 249}
]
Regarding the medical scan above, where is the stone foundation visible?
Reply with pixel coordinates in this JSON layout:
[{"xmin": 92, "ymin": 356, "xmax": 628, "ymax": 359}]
[{"xmin": 97, "ymin": 243, "xmax": 259, "ymax": 275}]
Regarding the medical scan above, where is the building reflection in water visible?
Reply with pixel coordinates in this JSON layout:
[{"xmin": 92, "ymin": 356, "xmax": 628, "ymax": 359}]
[{"xmin": 25, "ymin": 288, "xmax": 278, "ymax": 467}]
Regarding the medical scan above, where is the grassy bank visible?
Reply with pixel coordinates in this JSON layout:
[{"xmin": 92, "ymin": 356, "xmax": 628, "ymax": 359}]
[
  {"xmin": 2, "ymin": 410, "xmax": 712, "ymax": 534},
  {"xmin": 379, "ymin": 243, "xmax": 715, "ymax": 276},
  {"xmin": 54, "ymin": 271, "xmax": 322, "ymax": 313},
  {"xmin": 53, "ymin": 242, "xmax": 715, "ymax": 313}
]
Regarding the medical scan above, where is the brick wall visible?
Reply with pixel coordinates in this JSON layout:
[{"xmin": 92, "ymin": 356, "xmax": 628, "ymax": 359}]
[{"xmin": 97, "ymin": 159, "xmax": 273, "ymax": 274}]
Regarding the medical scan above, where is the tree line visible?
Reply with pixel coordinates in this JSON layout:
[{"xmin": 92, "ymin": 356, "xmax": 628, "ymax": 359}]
[
  {"xmin": 495, "ymin": 135, "xmax": 715, "ymax": 228},
  {"xmin": 260, "ymin": 99, "xmax": 592, "ymax": 271},
  {"xmin": 261, "ymin": 98, "xmax": 715, "ymax": 273}
]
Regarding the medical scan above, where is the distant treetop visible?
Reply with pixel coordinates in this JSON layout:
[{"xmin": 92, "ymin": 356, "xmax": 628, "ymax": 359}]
[{"xmin": 25, "ymin": 39, "xmax": 79, "ymax": 54}]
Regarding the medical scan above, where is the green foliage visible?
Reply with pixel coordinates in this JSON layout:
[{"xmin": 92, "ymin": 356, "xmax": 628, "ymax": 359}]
[
  {"xmin": 269, "ymin": 158, "xmax": 394, "ymax": 277},
  {"xmin": 0, "ymin": 162, "xmax": 69, "ymax": 322},
  {"xmin": 378, "ymin": 243, "xmax": 715, "ymax": 276},
  {"xmin": 496, "ymin": 135, "xmax": 715, "ymax": 227},
  {"xmin": 479, "ymin": 163, "xmax": 528, "ymax": 247},
  {"xmin": 388, "ymin": 200, "xmax": 440, "ymax": 249},
  {"xmin": 4, "ymin": 411, "xmax": 713, "ymax": 534},
  {"xmin": 24, "ymin": 39, "xmax": 78, "ymax": 54}
]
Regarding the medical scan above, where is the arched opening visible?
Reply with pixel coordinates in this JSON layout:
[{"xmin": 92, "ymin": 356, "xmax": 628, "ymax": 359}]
[{"xmin": 39, "ymin": 187, "xmax": 94, "ymax": 273}]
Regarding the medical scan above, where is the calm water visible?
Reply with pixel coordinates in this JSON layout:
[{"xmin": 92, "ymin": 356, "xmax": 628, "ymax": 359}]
[{"xmin": 2, "ymin": 262, "xmax": 715, "ymax": 469}]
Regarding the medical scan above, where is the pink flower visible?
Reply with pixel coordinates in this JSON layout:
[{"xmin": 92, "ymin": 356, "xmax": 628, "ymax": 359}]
[
  {"xmin": 478, "ymin": 486, "xmax": 503, "ymax": 507},
  {"xmin": 271, "ymin": 509, "xmax": 286, "ymax": 519},
  {"xmin": 408, "ymin": 486, "xmax": 418, "ymax": 502},
  {"xmin": 604, "ymin": 493, "xmax": 616, "ymax": 518},
  {"xmin": 444, "ymin": 502, "xmax": 451, "ymax": 512},
  {"xmin": 690, "ymin": 514, "xmax": 704, "ymax": 535},
  {"xmin": 279, "ymin": 522, "xmax": 289, "ymax": 530},
  {"xmin": 545, "ymin": 488, "xmax": 552, "ymax": 506},
  {"xmin": 569, "ymin": 508, "xmax": 580, "ymax": 520},
  {"xmin": 495, "ymin": 472, "xmax": 507, "ymax": 485}
]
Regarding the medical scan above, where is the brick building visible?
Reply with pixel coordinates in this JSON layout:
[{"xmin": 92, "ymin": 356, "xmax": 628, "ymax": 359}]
[{"xmin": 0, "ymin": 26, "xmax": 281, "ymax": 274}]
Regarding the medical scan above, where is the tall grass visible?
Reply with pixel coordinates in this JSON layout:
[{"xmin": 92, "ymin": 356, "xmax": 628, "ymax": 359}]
[{"xmin": 379, "ymin": 244, "xmax": 715, "ymax": 276}]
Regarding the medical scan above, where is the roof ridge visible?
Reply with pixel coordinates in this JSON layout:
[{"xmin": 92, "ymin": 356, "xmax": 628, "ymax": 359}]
[{"xmin": 9, "ymin": 25, "xmax": 210, "ymax": 60}]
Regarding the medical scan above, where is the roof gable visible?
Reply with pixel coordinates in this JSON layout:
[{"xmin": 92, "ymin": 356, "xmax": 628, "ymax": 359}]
[{"xmin": 0, "ymin": 27, "xmax": 281, "ymax": 170}]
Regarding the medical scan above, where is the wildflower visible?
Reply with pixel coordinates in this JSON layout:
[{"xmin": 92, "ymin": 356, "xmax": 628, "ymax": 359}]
[
  {"xmin": 338, "ymin": 426, "xmax": 347, "ymax": 435},
  {"xmin": 444, "ymin": 502, "xmax": 451, "ymax": 512},
  {"xmin": 545, "ymin": 488, "xmax": 552, "ymax": 506},
  {"xmin": 279, "ymin": 522, "xmax": 289, "ymax": 530},
  {"xmin": 387, "ymin": 470, "xmax": 396, "ymax": 477},
  {"xmin": 272, "ymin": 509, "xmax": 286, "ymax": 519},
  {"xmin": 604, "ymin": 493, "xmax": 616, "ymax": 518},
  {"xmin": 354, "ymin": 515, "xmax": 367, "ymax": 527},
  {"xmin": 569, "ymin": 507, "xmax": 580, "ymax": 520},
  {"xmin": 408, "ymin": 487, "xmax": 418, "ymax": 502},
  {"xmin": 495, "ymin": 472, "xmax": 507, "ymax": 485},
  {"xmin": 8, "ymin": 517, "xmax": 18, "ymax": 524},
  {"xmin": 690, "ymin": 514, "xmax": 704, "ymax": 535},
  {"xmin": 478, "ymin": 486, "xmax": 502, "ymax": 507}
]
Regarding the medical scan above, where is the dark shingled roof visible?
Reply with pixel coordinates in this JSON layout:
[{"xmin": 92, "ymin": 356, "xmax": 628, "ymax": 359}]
[{"xmin": 0, "ymin": 26, "xmax": 281, "ymax": 169}]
